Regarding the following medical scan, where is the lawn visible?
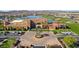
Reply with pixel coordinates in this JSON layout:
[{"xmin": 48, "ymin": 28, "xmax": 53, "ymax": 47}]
[
  {"xmin": 56, "ymin": 17, "xmax": 71, "ymax": 23},
  {"xmin": 42, "ymin": 15, "xmax": 55, "ymax": 19},
  {"xmin": 0, "ymin": 37, "xmax": 16, "ymax": 48},
  {"xmin": 64, "ymin": 35, "xmax": 77, "ymax": 48},
  {"xmin": 56, "ymin": 17, "xmax": 79, "ymax": 35},
  {"xmin": 67, "ymin": 23, "xmax": 79, "ymax": 35},
  {"xmin": 53, "ymin": 29, "xmax": 71, "ymax": 34},
  {"xmin": 0, "ymin": 20, "xmax": 4, "ymax": 30}
]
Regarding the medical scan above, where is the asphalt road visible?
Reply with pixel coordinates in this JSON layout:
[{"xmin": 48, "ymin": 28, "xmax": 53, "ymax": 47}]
[
  {"xmin": 56, "ymin": 34, "xmax": 79, "ymax": 41},
  {"xmin": 0, "ymin": 33, "xmax": 21, "ymax": 42}
]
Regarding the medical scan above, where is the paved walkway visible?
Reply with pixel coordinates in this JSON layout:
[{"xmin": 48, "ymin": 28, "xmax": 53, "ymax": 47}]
[{"xmin": 19, "ymin": 31, "xmax": 62, "ymax": 48}]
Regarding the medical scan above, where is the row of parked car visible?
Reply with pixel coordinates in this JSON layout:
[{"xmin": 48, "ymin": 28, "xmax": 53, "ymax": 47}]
[{"xmin": 0, "ymin": 31, "xmax": 25, "ymax": 36}]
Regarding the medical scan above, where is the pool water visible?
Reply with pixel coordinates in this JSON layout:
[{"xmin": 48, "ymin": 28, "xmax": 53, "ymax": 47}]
[
  {"xmin": 15, "ymin": 16, "xmax": 42, "ymax": 20},
  {"xmin": 47, "ymin": 19, "xmax": 55, "ymax": 24},
  {"xmin": 27, "ymin": 16, "xmax": 42, "ymax": 19},
  {"xmin": 15, "ymin": 18, "xmax": 23, "ymax": 20}
]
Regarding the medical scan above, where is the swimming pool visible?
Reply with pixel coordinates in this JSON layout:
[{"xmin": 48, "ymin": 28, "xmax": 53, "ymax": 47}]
[
  {"xmin": 47, "ymin": 19, "xmax": 55, "ymax": 24},
  {"xmin": 15, "ymin": 16, "xmax": 42, "ymax": 20},
  {"xmin": 27, "ymin": 16, "xmax": 42, "ymax": 19},
  {"xmin": 15, "ymin": 18, "xmax": 24, "ymax": 20}
]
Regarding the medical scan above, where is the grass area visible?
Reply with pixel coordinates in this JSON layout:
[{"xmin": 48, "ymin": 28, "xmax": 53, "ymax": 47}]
[
  {"xmin": 67, "ymin": 23, "xmax": 79, "ymax": 35},
  {"xmin": 42, "ymin": 15, "xmax": 55, "ymax": 19},
  {"xmin": 0, "ymin": 37, "xmax": 16, "ymax": 48},
  {"xmin": 53, "ymin": 29, "xmax": 71, "ymax": 34},
  {"xmin": 64, "ymin": 36, "xmax": 77, "ymax": 48},
  {"xmin": 0, "ymin": 25, "xmax": 4, "ymax": 28},
  {"xmin": 56, "ymin": 17, "xmax": 79, "ymax": 35},
  {"xmin": 56, "ymin": 17, "xmax": 71, "ymax": 23},
  {"xmin": 0, "ymin": 20, "xmax": 4, "ymax": 29}
]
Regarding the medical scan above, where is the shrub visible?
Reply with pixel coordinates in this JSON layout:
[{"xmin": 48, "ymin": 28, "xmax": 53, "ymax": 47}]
[
  {"xmin": 53, "ymin": 30, "xmax": 58, "ymax": 34},
  {"xmin": 64, "ymin": 36, "xmax": 77, "ymax": 48}
]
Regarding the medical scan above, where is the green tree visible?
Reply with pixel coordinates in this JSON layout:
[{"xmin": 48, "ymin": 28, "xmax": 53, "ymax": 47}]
[{"xmin": 64, "ymin": 36, "xmax": 77, "ymax": 48}]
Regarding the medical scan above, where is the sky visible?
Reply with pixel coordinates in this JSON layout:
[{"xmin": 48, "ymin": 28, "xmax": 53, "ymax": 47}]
[{"xmin": 0, "ymin": 0, "xmax": 79, "ymax": 11}]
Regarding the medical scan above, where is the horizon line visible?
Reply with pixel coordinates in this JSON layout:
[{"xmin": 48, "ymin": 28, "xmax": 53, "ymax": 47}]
[{"xmin": 1, "ymin": 10, "xmax": 79, "ymax": 12}]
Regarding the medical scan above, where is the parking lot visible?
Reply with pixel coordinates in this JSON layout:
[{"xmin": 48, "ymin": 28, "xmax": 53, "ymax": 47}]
[{"xmin": 0, "ymin": 31, "xmax": 25, "ymax": 42}]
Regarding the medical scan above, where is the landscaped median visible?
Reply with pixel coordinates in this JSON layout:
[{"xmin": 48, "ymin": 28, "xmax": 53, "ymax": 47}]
[
  {"xmin": 53, "ymin": 29, "xmax": 71, "ymax": 34},
  {"xmin": 0, "ymin": 37, "xmax": 16, "ymax": 48}
]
